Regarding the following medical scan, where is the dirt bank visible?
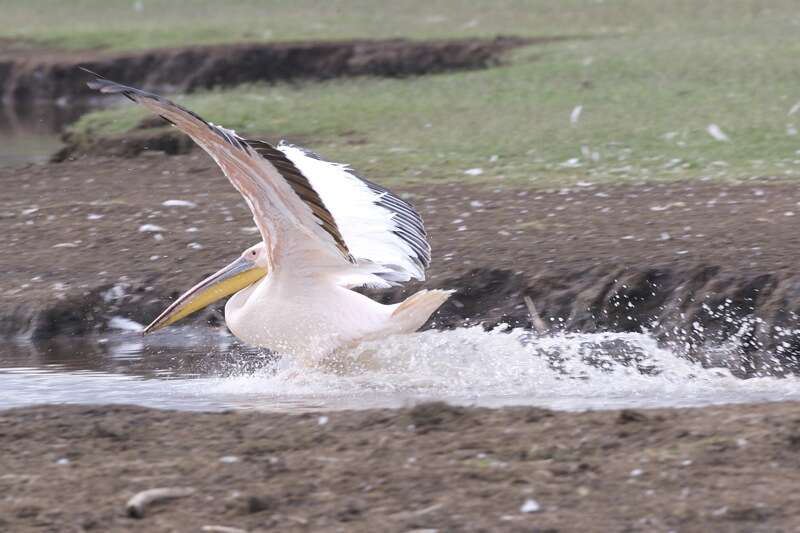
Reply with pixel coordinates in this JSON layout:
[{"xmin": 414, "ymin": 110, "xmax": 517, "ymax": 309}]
[
  {"xmin": 1, "ymin": 36, "xmax": 535, "ymax": 109},
  {"xmin": 3, "ymin": 153, "xmax": 800, "ymax": 373},
  {"xmin": 2, "ymin": 401, "xmax": 800, "ymax": 531}
]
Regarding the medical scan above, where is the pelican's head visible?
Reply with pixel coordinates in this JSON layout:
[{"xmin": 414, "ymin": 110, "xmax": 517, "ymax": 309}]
[{"xmin": 143, "ymin": 243, "xmax": 269, "ymax": 334}]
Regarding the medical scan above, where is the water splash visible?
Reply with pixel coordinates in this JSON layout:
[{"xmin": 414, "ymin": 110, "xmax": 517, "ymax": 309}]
[
  {"xmin": 197, "ymin": 327, "xmax": 800, "ymax": 411},
  {"xmin": 3, "ymin": 326, "xmax": 800, "ymax": 411}
]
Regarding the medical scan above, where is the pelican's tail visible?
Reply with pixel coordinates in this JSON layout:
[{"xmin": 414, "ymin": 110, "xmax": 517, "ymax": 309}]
[{"xmin": 389, "ymin": 289, "xmax": 454, "ymax": 333}]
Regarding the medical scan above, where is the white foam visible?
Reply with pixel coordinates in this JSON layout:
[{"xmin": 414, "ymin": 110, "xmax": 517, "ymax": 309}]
[
  {"xmin": 197, "ymin": 327, "xmax": 800, "ymax": 411},
  {"xmin": 108, "ymin": 316, "xmax": 144, "ymax": 332}
]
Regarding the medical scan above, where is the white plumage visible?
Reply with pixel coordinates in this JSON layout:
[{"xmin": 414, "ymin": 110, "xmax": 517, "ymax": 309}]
[
  {"xmin": 86, "ymin": 72, "xmax": 451, "ymax": 363},
  {"xmin": 279, "ymin": 143, "xmax": 427, "ymax": 287}
]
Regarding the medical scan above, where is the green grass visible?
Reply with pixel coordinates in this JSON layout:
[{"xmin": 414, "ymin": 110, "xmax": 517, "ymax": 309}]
[
  {"xmin": 70, "ymin": 3, "xmax": 800, "ymax": 187},
  {"xmin": 3, "ymin": 0, "xmax": 799, "ymax": 51},
  {"xmin": 5, "ymin": 0, "xmax": 598, "ymax": 50}
]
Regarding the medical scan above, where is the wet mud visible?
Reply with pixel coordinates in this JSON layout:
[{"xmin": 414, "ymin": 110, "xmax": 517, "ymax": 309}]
[{"xmin": 3, "ymin": 401, "xmax": 800, "ymax": 531}]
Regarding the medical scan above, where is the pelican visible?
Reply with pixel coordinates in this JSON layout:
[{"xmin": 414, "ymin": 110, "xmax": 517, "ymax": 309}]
[{"xmin": 86, "ymin": 72, "xmax": 451, "ymax": 364}]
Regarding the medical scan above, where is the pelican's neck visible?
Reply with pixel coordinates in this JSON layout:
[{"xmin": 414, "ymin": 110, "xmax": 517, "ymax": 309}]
[{"xmin": 226, "ymin": 275, "xmax": 268, "ymax": 314}]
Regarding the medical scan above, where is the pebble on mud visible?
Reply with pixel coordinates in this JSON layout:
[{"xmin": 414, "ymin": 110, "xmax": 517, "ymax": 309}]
[
  {"xmin": 126, "ymin": 487, "xmax": 196, "ymax": 518},
  {"xmin": 246, "ymin": 495, "xmax": 276, "ymax": 514},
  {"xmin": 138, "ymin": 224, "xmax": 165, "ymax": 233},
  {"xmin": 201, "ymin": 526, "xmax": 247, "ymax": 533},
  {"xmin": 520, "ymin": 498, "xmax": 541, "ymax": 513},
  {"xmin": 162, "ymin": 199, "xmax": 197, "ymax": 208}
]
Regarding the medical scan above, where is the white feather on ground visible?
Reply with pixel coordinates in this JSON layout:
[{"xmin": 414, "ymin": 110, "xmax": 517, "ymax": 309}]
[
  {"xmin": 706, "ymin": 124, "xmax": 730, "ymax": 142},
  {"xmin": 570, "ymin": 105, "xmax": 583, "ymax": 126}
]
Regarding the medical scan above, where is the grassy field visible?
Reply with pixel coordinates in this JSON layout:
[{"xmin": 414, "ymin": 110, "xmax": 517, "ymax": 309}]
[
  {"xmin": 8, "ymin": 1, "xmax": 796, "ymax": 186},
  {"xmin": 3, "ymin": 1, "xmax": 796, "ymax": 51}
]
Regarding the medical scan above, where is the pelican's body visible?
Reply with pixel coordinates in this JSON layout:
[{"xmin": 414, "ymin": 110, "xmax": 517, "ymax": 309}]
[
  {"xmin": 87, "ymin": 72, "xmax": 451, "ymax": 362},
  {"xmin": 226, "ymin": 271, "xmax": 442, "ymax": 362},
  {"xmin": 226, "ymin": 275, "xmax": 386, "ymax": 355}
]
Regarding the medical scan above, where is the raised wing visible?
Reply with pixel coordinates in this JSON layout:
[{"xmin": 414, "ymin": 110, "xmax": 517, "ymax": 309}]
[
  {"xmin": 84, "ymin": 70, "xmax": 431, "ymax": 286},
  {"xmin": 84, "ymin": 71, "xmax": 352, "ymax": 271}
]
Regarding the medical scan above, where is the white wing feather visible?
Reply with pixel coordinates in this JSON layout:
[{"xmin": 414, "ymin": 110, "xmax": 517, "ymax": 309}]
[{"xmin": 278, "ymin": 144, "xmax": 429, "ymax": 285}]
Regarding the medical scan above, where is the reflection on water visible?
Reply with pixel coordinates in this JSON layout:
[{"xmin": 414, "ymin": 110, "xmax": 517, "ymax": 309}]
[
  {"xmin": 0, "ymin": 132, "xmax": 63, "ymax": 167},
  {"xmin": 4, "ymin": 326, "xmax": 800, "ymax": 412},
  {"xmin": 0, "ymin": 99, "xmax": 94, "ymax": 167}
]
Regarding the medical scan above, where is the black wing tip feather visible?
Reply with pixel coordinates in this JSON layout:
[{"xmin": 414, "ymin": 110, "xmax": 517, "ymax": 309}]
[
  {"xmin": 374, "ymin": 189, "xmax": 431, "ymax": 268},
  {"xmin": 81, "ymin": 68, "xmax": 245, "ymax": 146},
  {"xmin": 81, "ymin": 67, "xmax": 164, "ymax": 103},
  {"xmin": 81, "ymin": 67, "xmax": 126, "ymax": 93},
  {"xmin": 79, "ymin": 66, "xmax": 104, "ymax": 85}
]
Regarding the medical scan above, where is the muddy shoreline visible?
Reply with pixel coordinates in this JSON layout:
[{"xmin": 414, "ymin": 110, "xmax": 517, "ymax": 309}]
[
  {"xmin": 3, "ymin": 152, "xmax": 800, "ymax": 374},
  {"xmin": 1, "ymin": 36, "xmax": 535, "ymax": 110},
  {"xmin": 2, "ymin": 401, "xmax": 800, "ymax": 531}
]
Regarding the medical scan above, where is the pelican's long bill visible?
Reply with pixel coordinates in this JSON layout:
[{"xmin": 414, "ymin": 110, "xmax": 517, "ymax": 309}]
[{"xmin": 143, "ymin": 256, "xmax": 267, "ymax": 334}]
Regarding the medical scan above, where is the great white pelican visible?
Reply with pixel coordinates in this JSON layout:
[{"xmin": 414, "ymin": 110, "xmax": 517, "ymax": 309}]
[{"xmin": 85, "ymin": 72, "xmax": 451, "ymax": 363}]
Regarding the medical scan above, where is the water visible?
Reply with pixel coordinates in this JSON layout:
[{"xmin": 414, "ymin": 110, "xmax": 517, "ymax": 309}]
[
  {"xmin": 3, "ymin": 326, "xmax": 800, "ymax": 412},
  {"xmin": 0, "ymin": 131, "xmax": 63, "ymax": 167},
  {"xmin": 0, "ymin": 100, "xmax": 91, "ymax": 168}
]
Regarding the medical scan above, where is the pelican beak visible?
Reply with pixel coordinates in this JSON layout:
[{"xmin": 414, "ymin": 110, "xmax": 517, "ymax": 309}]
[{"xmin": 143, "ymin": 256, "xmax": 267, "ymax": 334}]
